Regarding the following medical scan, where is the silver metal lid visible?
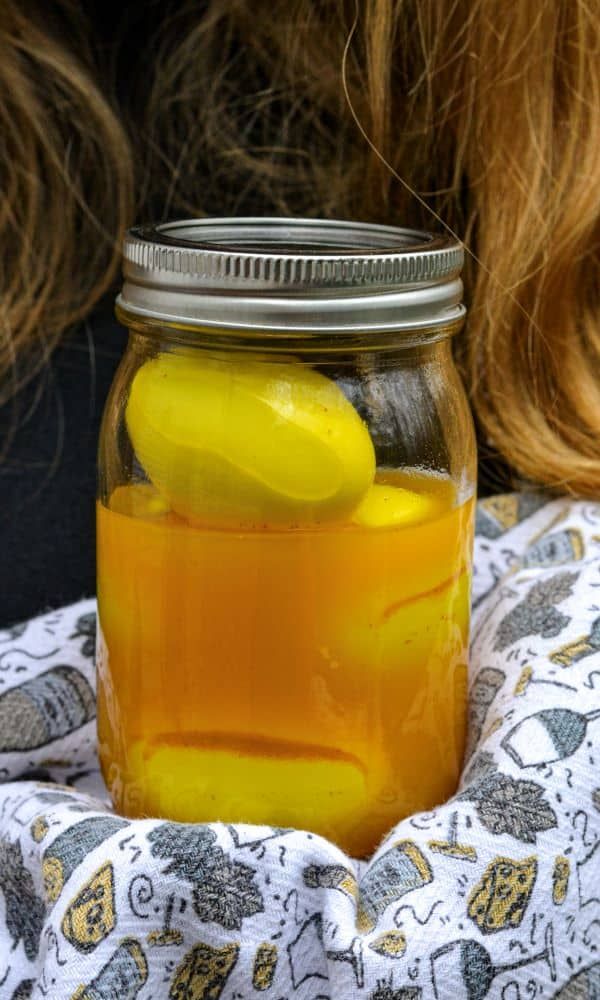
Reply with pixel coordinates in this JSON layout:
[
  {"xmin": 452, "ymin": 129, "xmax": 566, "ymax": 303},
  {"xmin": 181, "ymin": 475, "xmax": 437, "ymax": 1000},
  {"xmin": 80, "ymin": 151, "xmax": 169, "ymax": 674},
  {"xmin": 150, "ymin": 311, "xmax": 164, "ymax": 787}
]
[{"xmin": 118, "ymin": 218, "xmax": 465, "ymax": 334}]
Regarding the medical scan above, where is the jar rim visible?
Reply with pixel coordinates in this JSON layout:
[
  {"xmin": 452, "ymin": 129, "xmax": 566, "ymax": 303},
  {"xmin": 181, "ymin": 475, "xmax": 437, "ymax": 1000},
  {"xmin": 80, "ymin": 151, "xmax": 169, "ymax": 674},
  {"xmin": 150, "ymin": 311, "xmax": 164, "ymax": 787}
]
[{"xmin": 119, "ymin": 217, "xmax": 465, "ymax": 334}]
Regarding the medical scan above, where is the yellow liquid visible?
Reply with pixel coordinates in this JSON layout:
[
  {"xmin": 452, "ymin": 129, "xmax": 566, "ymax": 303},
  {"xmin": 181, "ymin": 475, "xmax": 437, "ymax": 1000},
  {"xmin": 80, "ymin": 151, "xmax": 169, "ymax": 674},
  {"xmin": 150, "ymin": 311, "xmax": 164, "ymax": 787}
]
[{"xmin": 97, "ymin": 474, "xmax": 473, "ymax": 858}]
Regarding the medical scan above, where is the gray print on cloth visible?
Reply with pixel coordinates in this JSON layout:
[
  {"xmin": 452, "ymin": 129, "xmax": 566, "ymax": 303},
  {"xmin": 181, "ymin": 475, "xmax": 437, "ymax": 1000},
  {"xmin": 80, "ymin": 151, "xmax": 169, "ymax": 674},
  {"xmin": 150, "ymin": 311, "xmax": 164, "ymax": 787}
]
[
  {"xmin": 71, "ymin": 938, "xmax": 148, "ymax": 999},
  {"xmin": 287, "ymin": 913, "xmax": 329, "ymax": 990},
  {"xmin": 148, "ymin": 823, "xmax": 220, "ymax": 880},
  {"xmin": 327, "ymin": 936, "xmax": 365, "ymax": 988},
  {"xmin": 502, "ymin": 707, "xmax": 600, "ymax": 768},
  {"xmin": 70, "ymin": 612, "xmax": 97, "ymax": 660},
  {"xmin": 431, "ymin": 925, "xmax": 555, "ymax": 1000},
  {"xmin": 576, "ymin": 840, "xmax": 600, "ymax": 909},
  {"xmin": 466, "ymin": 668, "xmax": 506, "ymax": 760},
  {"xmin": 148, "ymin": 822, "xmax": 264, "ymax": 930},
  {"xmin": 303, "ymin": 862, "xmax": 358, "ymax": 898},
  {"xmin": 551, "ymin": 961, "xmax": 600, "ymax": 998},
  {"xmin": 10, "ymin": 981, "xmax": 34, "ymax": 1000},
  {"xmin": 0, "ymin": 839, "xmax": 45, "ymax": 960},
  {"xmin": 550, "ymin": 615, "xmax": 600, "ymax": 668},
  {"xmin": 146, "ymin": 892, "xmax": 184, "ymax": 949},
  {"xmin": 31, "ymin": 788, "xmax": 94, "ymax": 813},
  {"xmin": 523, "ymin": 529, "xmax": 585, "ymax": 568},
  {"xmin": 357, "ymin": 841, "xmax": 432, "ymax": 932},
  {"xmin": 42, "ymin": 815, "xmax": 129, "ymax": 902},
  {"xmin": 226, "ymin": 824, "xmax": 292, "ymax": 854},
  {"xmin": 192, "ymin": 854, "xmax": 264, "ymax": 930},
  {"xmin": 0, "ymin": 665, "xmax": 95, "ymax": 753},
  {"xmin": 462, "ymin": 750, "xmax": 497, "ymax": 787},
  {"xmin": 460, "ymin": 772, "xmax": 557, "ymax": 843},
  {"xmin": 428, "ymin": 811, "xmax": 478, "ymax": 863},
  {"xmin": 494, "ymin": 572, "xmax": 578, "ymax": 651},
  {"xmin": 368, "ymin": 980, "xmax": 422, "ymax": 999}
]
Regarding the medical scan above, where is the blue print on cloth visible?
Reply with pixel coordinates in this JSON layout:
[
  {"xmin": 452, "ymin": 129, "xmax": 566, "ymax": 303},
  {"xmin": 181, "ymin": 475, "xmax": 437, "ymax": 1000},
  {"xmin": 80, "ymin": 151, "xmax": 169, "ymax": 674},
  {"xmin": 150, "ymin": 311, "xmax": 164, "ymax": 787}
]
[{"xmin": 1, "ymin": 494, "xmax": 600, "ymax": 998}]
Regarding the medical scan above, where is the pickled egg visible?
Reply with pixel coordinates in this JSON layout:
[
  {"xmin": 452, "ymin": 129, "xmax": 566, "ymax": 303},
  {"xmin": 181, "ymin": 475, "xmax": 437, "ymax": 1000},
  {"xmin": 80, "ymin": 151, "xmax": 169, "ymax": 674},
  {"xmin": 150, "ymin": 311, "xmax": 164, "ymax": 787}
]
[
  {"xmin": 109, "ymin": 483, "xmax": 170, "ymax": 519},
  {"xmin": 126, "ymin": 739, "xmax": 369, "ymax": 836},
  {"xmin": 126, "ymin": 352, "xmax": 375, "ymax": 525},
  {"xmin": 352, "ymin": 483, "xmax": 445, "ymax": 529}
]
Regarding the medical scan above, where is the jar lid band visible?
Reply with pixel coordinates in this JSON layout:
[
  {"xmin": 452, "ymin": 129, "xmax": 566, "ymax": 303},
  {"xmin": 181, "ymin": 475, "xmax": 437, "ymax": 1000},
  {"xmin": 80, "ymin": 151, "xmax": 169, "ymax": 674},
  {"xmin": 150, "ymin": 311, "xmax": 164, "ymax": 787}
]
[{"xmin": 119, "ymin": 217, "xmax": 465, "ymax": 333}]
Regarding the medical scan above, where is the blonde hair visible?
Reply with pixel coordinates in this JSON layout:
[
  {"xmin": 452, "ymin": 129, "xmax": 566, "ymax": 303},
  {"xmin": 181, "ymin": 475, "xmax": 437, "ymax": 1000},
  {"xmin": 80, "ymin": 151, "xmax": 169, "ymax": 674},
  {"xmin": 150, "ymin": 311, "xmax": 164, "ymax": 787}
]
[
  {"xmin": 1, "ymin": 0, "xmax": 599, "ymax": 495},
  {"xmin": 0, "ymin": 1, "xmax": 133, "ymax": 404}
]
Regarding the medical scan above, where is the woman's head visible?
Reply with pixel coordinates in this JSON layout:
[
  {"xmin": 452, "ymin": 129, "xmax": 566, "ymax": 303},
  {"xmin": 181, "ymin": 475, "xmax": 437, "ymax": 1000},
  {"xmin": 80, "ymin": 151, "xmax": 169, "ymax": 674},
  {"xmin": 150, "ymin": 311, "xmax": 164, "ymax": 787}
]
[{"xmin": 1, "ymin": 0, "xmax": 599, "ymax": 493}]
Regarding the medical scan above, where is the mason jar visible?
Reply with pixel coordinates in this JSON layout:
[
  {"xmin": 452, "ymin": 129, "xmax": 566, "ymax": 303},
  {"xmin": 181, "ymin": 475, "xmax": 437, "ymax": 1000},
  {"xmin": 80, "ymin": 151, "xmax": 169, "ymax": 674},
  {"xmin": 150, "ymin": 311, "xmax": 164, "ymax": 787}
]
[{"xmin": 97, "ymin": 218, "xmax": 476, "ymax": 858}]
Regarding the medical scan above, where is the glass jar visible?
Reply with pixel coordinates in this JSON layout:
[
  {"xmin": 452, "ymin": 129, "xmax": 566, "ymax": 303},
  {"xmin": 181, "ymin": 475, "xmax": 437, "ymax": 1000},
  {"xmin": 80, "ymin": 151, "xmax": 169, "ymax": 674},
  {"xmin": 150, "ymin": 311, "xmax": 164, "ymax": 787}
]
[{"xmin": 97, "ymin": 218, "xmax": 476, "ymax": 858}]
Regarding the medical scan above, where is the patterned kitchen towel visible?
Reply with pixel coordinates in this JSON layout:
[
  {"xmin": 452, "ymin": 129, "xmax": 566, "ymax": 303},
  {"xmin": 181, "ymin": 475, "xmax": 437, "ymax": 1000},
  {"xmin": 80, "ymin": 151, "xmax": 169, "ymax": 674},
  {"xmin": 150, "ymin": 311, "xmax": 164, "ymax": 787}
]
[{"xmin": 1, "ymin": 494, "xmax": 600, "ymax": 1000}]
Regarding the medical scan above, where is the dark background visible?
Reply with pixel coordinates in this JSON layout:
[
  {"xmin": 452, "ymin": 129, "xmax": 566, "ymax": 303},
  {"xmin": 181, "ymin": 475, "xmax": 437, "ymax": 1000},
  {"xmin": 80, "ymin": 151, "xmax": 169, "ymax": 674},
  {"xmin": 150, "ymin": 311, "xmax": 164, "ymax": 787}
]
[{"xmin": 0, "ymin": 298, "xmax": 124, "ymax": 627}]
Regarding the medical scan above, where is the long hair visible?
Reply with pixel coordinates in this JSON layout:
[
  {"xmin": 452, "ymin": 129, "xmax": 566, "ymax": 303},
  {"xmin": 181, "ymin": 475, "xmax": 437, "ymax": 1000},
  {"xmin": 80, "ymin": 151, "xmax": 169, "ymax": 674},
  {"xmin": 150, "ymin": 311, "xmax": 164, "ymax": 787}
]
[{"xmin": 1, "ymin": 0, "xmax": 599, "ymax": 494}]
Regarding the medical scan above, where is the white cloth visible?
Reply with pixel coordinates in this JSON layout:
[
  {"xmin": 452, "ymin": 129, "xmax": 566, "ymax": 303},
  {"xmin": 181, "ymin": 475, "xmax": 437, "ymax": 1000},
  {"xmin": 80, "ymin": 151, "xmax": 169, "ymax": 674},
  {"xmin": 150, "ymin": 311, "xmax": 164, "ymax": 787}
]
[{"xmin": 1, "ymin": 494, "xmax": 599, "ymax": 1000}]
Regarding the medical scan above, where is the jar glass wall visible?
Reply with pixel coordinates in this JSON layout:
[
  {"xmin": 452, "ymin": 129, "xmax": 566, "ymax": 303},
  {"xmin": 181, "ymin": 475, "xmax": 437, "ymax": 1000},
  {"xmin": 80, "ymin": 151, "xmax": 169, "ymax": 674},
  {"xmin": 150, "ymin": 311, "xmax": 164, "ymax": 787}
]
[{"xmin": 97, "ymin": 219, "xmax": 476, "ymax": 858}]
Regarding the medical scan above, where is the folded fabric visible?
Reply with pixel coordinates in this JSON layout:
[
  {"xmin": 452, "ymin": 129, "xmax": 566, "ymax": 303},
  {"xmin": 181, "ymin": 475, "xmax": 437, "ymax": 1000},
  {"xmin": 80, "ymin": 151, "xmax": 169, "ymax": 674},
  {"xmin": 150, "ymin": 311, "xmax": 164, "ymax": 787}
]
[{"xmin": 1, "ymin": 494, "xmax": 599, "ymax": 1000}]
